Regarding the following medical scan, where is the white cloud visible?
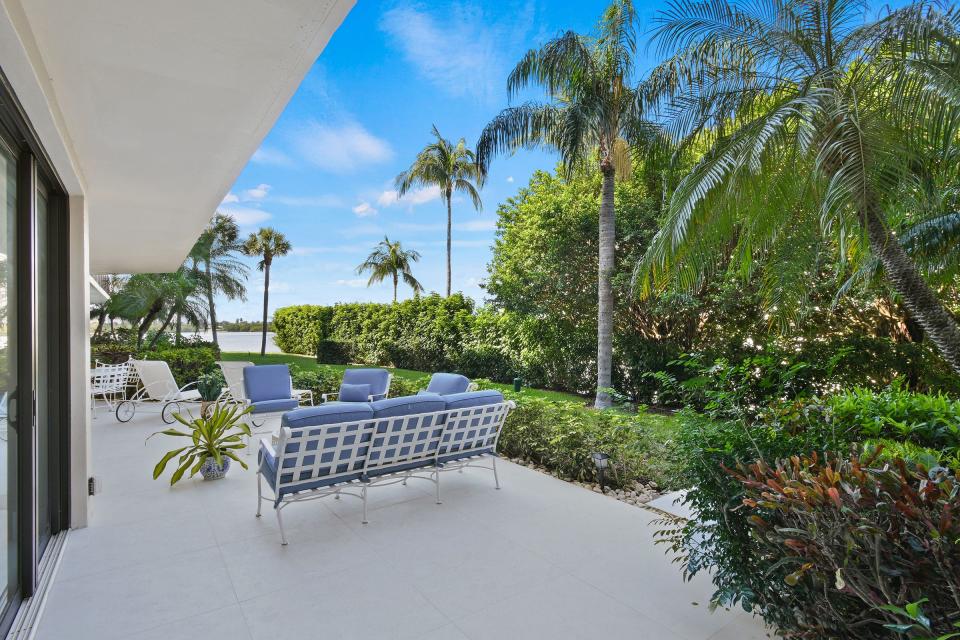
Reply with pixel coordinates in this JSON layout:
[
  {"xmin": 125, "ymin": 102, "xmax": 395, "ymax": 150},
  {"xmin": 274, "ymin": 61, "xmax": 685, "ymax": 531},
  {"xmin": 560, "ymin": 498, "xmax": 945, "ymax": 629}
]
[
  {"xmin": 242, "ymin": 183, "xmax": 271, "ymax": 201},
  {"xmin": 506, "ymin": 176, "xmax": 514, "ymax": 183},
  {"xmin": 377, "ymin": 185, "xmax": 441, "ymax": 209},
  {"xmin": 292, "ymin": 120, "xmax": 393, "ymax": 173},
  {"xmin": 219, "ymin": 206, "xmax": 272, "ymax": 227},
  {"xmin": 335, "ymin": 278, "xmax": 369, "ymax": 288},
  {"xmin": 379, "ymin": 2, "xmax": 534, "ymax": 100},
  {"xmin": 353, "ymin": 202, "xmax": 378, "ymax": 217},
  {"xmin": 251, "ymin": 146, "xmax": 294, "ymax": 167},
  {"xmin": 221, "ymin": 192, "xmax": 239, "ymax": 204}
]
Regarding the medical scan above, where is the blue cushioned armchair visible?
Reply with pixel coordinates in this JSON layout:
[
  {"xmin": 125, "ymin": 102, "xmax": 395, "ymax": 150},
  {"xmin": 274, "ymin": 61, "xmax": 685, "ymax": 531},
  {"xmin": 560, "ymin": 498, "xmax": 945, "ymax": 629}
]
[
  {"xmin": 419, "ymin": 372, "xmax": 473, "ymax": 396},
  {"xmin": 322, "ymin": 368, "xmax": 392, "ymax": 403}
]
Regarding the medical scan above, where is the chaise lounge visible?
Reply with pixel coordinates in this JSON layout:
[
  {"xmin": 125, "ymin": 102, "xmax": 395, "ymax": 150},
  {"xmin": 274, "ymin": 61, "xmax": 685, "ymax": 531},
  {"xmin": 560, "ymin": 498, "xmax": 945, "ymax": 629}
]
[{"xmin": 256, "ymin": 389, "xmax": 513, "ymax": 544}]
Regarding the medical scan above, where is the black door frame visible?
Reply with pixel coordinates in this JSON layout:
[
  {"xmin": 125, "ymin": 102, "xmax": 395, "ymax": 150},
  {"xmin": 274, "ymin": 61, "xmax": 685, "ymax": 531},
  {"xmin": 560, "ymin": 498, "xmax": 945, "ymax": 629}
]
[{"xmin": 0, "ymin": 66, "xmax": 72, "ymax": 636}]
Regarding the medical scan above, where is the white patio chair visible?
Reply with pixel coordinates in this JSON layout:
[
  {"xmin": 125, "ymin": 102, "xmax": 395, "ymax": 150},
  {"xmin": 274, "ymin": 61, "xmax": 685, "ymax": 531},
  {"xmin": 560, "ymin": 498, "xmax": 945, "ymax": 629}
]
[
  {"xmin": 114, "ymin": 359, "xmax": 201, "ymax": 424},
  {"xmin": 90, "ymin": 357, "xmax": 133, "ymax": 416}
]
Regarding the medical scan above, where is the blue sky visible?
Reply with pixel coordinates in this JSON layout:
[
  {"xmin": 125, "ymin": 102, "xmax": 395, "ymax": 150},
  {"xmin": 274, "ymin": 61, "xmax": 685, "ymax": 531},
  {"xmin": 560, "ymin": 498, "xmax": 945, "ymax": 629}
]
[
  {"xmin": 217, "ymin": 0, "xmax": 664, "ymax": 321},
  {"xmin": 216, "ymin": 0, "xmax": 899, "ymax": 322}
]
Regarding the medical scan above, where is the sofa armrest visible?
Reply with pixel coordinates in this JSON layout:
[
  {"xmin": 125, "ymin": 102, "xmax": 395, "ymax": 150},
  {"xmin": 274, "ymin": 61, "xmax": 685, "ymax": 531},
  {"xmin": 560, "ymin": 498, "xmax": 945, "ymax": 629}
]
[{"xmin": 368, "ymin": 392, "xmax": 388, "ymax": 401}]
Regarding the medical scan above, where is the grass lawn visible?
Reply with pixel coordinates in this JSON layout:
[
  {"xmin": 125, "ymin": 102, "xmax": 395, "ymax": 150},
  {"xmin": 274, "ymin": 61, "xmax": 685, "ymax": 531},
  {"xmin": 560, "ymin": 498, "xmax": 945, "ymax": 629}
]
[{"xmin": 221, "ymin": 352, "xmax": 587, "ymax": 403}]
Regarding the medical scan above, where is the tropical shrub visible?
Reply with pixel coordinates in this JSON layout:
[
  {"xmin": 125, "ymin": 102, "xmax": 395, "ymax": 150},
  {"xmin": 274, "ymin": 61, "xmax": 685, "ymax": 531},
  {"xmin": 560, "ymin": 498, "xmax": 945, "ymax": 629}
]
[
  {"xmin": 288, "ymin": 366, "xmax": 342, "ymax": 401},
  {"xmin": 729, "ymin": 451, "xmax": 960, "ymax": 638}
]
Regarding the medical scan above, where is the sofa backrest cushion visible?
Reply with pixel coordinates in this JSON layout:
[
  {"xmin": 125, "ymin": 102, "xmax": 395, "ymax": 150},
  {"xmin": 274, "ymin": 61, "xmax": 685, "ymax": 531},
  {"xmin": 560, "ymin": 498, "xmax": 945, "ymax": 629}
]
[
  {"xmin": 244, "ymin": 365, "xmax": 292, "ymax": 402},
  {"xmin": 369, "ymin": 394, "xmax": 447, "ymax": 419},
  {"xmin": 426, "ymin": 373, "xmax": 471, "ymax": 395},
  {"xmin": 282, "ymin": 402, "xmax": 374, "ymax": 429},
  {"xmin": 339, "ymin": 383, "xmax": 371, "ymax": 402},
  {"xmin": 342, "ymin": 368, "xmax": 390, "ymax": 396},
  {"xmin": 442, "ymin": 389, "xmax": 505, "ymax": 410}
]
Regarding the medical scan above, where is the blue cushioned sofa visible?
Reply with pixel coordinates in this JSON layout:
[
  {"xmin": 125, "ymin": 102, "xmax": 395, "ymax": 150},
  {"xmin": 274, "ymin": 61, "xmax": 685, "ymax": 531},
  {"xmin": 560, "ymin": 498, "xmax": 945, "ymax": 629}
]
[{"xmin": 256, "ymin": 389, "xmax": 514, "ymax": 544}]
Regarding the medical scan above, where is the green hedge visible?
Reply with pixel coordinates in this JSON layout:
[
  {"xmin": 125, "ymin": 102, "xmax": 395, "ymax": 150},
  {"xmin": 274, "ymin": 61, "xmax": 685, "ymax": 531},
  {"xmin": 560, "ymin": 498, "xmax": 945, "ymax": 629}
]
[
  {"xmin": 91, "ymin": 337, "xmax": 221, "ymax": 388},
  {"xmin": 316, "ymin": 339, "xmax": 352, "ymax": 365}
]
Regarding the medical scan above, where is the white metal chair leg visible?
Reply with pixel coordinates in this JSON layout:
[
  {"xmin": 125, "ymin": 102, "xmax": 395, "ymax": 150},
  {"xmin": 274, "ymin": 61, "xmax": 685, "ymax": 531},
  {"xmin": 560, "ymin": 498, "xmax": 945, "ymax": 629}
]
[
  {"xmin": 256, "ymin": 473, "xmax": 262, "ymax": 517},
  {"xmin": 492, "ymin": 456, "xmax": 501, "ymax": 490},
  {"xmin": 276, "ymin": 506, "xmax": 288, "ymax": 545},
  {"xmin": 435, "ymin": 469, "xmax": 442, "ymax": 505},
  {"xmin": 361, "ymin": 485, "xmax": 369, "ymax": 524}
]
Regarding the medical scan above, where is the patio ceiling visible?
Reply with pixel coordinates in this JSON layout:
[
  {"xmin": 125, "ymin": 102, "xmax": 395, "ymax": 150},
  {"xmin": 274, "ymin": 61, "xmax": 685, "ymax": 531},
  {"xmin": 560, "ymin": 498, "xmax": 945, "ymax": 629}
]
[{"xmin": 8, "ymin": 0, "xmax": 354, "ymax": 274}]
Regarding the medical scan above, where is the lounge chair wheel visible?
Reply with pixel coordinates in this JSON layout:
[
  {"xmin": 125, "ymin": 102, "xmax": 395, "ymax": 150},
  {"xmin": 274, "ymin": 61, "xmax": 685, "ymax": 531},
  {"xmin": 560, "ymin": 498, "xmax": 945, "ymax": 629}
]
[
  {"xmin": 115, "ymin": 401, "xmax": 135, "ymax": 423},
  {"xmin": 161, "ymin": 402, "xmax": 182, "ymax": 424}
]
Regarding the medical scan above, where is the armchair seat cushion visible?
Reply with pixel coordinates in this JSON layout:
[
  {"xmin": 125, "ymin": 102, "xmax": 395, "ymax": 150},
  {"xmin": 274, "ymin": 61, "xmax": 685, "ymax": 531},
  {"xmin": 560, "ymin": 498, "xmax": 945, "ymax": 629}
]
[
  {"xmin": 250, "ymin": 398, "xmax": 300, "ymax": 414},
  {"xmin": 339, "ymin": 383, "xmax": 371, "ymax": 403}
]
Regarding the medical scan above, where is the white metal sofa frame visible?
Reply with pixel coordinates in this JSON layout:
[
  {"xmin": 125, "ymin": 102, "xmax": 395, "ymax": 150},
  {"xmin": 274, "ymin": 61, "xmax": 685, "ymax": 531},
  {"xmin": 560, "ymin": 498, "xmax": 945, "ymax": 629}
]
[{"xmin": 256, "ymin": 400, "xmax": 515, "ymax": 544}]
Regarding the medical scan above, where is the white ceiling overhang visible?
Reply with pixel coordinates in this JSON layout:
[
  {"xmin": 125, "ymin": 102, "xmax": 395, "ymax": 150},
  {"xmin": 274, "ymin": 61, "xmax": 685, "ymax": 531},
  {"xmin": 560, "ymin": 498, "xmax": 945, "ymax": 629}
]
[{"xmin": 9, "ymin": 0, "xmax": 354, "ymax": 273}]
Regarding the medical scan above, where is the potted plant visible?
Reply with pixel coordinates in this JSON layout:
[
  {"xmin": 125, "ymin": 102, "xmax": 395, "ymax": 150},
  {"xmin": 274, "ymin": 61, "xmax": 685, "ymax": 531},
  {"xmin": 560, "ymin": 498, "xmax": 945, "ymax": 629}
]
[
  {"xmin": 196, "ymin": 370, "xmax": 225, "ymax": 418},
  {"xmin": 149, "ymin": 402, "xmax": 253, "ymax": 484}
]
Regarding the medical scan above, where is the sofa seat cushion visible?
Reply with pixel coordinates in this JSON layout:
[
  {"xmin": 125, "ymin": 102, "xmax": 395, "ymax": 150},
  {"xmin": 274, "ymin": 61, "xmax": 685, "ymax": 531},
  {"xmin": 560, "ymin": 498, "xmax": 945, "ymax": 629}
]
[
  {"xmin": 243, "ymin": 364, "xmax": 292, "ymax": 402},
  {"xmin": 364, "ymin": 457, "xmax": 436, "ymax": 479},
  {"xmin": 442, "ymin": 390, "xmax": 505, "ymax": 410},
  {"xmin": 282, "ymin": 403, "xmax": 374, "ymax": 429},
  {"xmin": 369, "ymin": 395, "xmax": 447, "ymax": 418},
  {"xmin": 426, "ymin": 373, "xmax": 471, "ymax": 395},
  {"xmin": 250, "ymin": 398, "xmax": 300, "ymax": 414},
  {"xmin": 438, "ymin": 448, "xmax": 494, "ymax": 465},
  {"xmin": 339, "ymin": 383, "xmax": 371, "ymax": 402}
]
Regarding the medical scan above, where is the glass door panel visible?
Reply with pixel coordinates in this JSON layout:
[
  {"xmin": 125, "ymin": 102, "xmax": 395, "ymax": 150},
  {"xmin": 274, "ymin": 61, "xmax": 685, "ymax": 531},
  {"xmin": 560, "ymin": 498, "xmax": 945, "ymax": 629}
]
[{"xmin": 0, "ymin": 137, "xmax": 18, "ymax": 616}]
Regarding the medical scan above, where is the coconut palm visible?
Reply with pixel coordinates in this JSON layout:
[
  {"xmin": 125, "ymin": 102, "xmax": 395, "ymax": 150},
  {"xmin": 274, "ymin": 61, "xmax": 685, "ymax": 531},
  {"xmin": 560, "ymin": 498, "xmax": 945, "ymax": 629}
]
[
  {"xmin": 395, "ymin": 126, "xmax": 482, "ymax": 298},
  {"xmin": 191, "ymin": 213, "xmax": 248, "ymax": 347},
  {"xmin": 637, "ymin": 0, "xmax": 960, "ymax": 373},
  {"xmin": 356, "ymin": 236, "xmax": 424, "ymax": 303},
  {"xmin": 476, "ymin": 0, "xmax": 658, "ymax": 408},
  {"xmin": 242, "ymin": 227, "xmax": 291, "ymax": 356}
]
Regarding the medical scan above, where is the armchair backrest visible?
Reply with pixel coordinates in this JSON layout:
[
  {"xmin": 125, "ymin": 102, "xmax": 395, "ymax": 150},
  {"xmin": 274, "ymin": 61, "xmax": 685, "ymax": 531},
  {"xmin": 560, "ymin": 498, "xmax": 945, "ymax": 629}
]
[
  {"xmin": 426, "ymin": 373, "xmax": 471, "ymax": 395},
  {"xmin": 341, "ymin": 368, "xmax": 391, "ymax": 398},
  {"xmin": 243, "ymin": 364, "xmax": 292, "ymax": 402}
]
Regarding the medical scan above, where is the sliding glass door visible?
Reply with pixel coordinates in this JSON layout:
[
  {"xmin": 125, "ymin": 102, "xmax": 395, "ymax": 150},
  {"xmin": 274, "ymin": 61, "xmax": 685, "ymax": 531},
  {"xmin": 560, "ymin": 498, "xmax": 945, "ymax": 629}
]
[{"xmin": 0, "ymin": 68, "xmax": 71, "ymax": 635}]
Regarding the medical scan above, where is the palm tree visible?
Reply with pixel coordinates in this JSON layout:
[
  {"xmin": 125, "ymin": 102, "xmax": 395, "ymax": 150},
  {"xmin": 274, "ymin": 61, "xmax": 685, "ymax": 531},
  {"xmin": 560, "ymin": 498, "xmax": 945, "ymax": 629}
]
[
  {"xmin": 396, "ymin": 126, "xmax": 483, "ymax": 297},
  {"xmin": 111, "ymin": 271, "xmax": 205, "ymax": 348},
  {"xmin": 191, "ymin": 213, "xmax": 248, "ymax": 347},
  {"xmin": 91, "ymin": 274, "xmax": 127, "ymax": 338},
  {"xmin": 637, "ymin": 0, "xmax": 960, "ymax": 374},
  {"xmin": 356, "ymin": 237, "xmax": 424, "ymax": 303},
  {"xmin": 476, "ymin": 0, "xmax": 657, "ymax": 408},
  {"xmin": 242, "ymin": 227, "xmax": 291, "ymax": 356}
]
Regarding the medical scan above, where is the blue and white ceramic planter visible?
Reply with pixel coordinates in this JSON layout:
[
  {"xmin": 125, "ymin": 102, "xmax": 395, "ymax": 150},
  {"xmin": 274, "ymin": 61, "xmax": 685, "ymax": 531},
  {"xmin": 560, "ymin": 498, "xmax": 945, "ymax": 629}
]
[{"xmin": 199, "ymin": 456, "xmax": 230, "ymax": 481}]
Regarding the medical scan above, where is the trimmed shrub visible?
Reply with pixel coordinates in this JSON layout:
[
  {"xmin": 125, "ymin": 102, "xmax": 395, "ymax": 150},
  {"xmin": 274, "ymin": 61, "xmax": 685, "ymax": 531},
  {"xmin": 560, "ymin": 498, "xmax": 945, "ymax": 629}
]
[
  {"xmin": 289, "ymin": 366, "xmax": 342, "ymax": 400},
  {"xmin": 387, "ymin": 375, "xmax": 431, "ymax": 398},
  {"xmin": 730, "ymin": 451, "xmax": 960, "ymax": 638},
  {"xmin": 316, "ymin": 339, "xmax": 353, "ymax": 365},
  {"xmin": 274, "ymin": 305, "xmax": 332, "ymax": 355},
  {"xmin": 496, "ymin": 394, "xmax": 678, "ymax": 490}
]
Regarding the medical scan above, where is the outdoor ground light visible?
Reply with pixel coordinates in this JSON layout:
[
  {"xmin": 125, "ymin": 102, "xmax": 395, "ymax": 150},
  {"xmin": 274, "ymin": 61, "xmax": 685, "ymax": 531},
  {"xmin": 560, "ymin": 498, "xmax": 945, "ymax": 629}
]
[{"xmin": 591, "ymin": 452, "xmax": 611, "ymax": 493}]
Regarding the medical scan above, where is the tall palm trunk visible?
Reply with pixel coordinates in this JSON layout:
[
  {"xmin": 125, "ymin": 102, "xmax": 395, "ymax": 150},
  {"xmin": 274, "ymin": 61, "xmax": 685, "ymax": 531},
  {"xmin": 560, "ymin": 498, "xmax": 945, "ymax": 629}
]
[
  {"xmin": 137, "ymin": 300, "xmax": 164, "ymax": 348},
  {"xmin": 93, "ymin": 309, "xmax": 106, "ymax": 337},
  {"xmin": 260, "ymin": 259, "xmax": 271, "ymax": 356},
  {"xmin": 393, "ymin": 272, "xmax": 398, "ymax": 303},
  {"xmin": 205, "ymin": 258, "xmax": 218, "ymax": 347},
  {"xmin": 445, "ymin": 191, "xmax": 453, "ymax": 297},
  {"xmin": 863, "ymin": 199, "xmax": 960, "ymax": 373},
  {"xmin": 595, "ymin": 168, "xmax": 616, "ymax": 409},
  {"xmin": 148, "ymin": 309, "xmax": 176, "ymax": 349}
]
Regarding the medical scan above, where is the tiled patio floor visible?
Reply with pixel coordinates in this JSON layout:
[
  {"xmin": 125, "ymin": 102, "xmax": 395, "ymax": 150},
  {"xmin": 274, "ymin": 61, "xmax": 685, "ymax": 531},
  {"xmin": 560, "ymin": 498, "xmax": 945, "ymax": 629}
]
[{"xmin": 35, "ymin": 408, "xmax": 770, "ymax": 639}]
